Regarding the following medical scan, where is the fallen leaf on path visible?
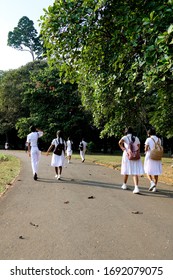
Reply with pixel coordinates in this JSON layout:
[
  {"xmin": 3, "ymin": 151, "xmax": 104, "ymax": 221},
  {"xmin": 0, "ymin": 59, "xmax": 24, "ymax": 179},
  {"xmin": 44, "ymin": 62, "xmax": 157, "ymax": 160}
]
[
  {"xmin": 19, "ymin": 235, "xmax": 25, "ymax": 239},
  {"xmin": 30, "ymin": 222, "xmax": 39, "ymax": 227},
  {"xmin": 131, "ymin": 211, "xmax": 143, "ymax": 214},
  {"xmin": 64, "ymin": 201, "xmax": 69, "ymax": 204},
  {"xmin": 88, "ymin": 196, "xmax": 95, "ymax": 199}
]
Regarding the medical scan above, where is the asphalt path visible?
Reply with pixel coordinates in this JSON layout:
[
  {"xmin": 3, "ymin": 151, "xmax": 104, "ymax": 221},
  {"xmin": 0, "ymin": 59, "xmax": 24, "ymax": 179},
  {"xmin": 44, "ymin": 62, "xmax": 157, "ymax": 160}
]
[{"xmin": 0, "ymin": 150, "xmax": 173, "ymax": 260}]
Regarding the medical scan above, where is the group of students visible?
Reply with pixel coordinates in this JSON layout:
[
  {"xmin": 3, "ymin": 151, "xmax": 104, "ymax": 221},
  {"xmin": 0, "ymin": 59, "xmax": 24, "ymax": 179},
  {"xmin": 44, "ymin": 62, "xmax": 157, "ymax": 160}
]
[
  {"xmin": 26, "ymin": 125, "xmax": 162, "ymax": 193},
  {"xmin": 26, "ymin": 126, "xmax": 87, "ymax": 181},
  {"xmin": 118, "ymin": 127, "xmax": 162, "ymax": 194}
]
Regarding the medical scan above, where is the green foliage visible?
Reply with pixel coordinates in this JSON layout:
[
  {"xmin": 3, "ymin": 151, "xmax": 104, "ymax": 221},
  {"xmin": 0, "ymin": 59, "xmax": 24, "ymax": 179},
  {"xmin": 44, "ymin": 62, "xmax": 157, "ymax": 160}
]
[
  {"xmin": 0, "ymin": 59, "xmax": 95, "ymax": 146},
  {"xmin": 87, "ymin": 141, "xmax": 96, "ymax": 153},
  {"xmin": 0, "ymin": 61, "xmax": 47, "ymax": 138},
  {"xmin": 17, "ymin": 65, "xmax": 94, "ymax": 142},
  {"xmin": 0, "ymin": 154, "xmax": 9, "ymax": 162},
  {"xmin": 8, "ymin": 16, "xmax": 43, "ymax": 61},
  {"xmin": 40, "ymin": 0, "xmax": 173, "ymax": 138}
]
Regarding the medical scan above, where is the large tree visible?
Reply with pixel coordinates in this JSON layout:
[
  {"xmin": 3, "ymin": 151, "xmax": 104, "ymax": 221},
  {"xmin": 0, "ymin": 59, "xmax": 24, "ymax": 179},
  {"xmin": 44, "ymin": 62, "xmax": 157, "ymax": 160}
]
[
  {"xmin": 0, "ymin": 60, "xmax": 95, "ymax": 148},
  {"xmin": 16, "ymin": 65, "xmax": 95, "ymax": 146},
  {"xmin": 40, "ymin": 0, "xmax": 173, "ymax": 138},
  {"xmin": 0, "ymin": 61, "xmax": 47, "ymax": 143},
  {"xmin": 8, "ymin": 16, "xmax": 43, "ymax": 61}
]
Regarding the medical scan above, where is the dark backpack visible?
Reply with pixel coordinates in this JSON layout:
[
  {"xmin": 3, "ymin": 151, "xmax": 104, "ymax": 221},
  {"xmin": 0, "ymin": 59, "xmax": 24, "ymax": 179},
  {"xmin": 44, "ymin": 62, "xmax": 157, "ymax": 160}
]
[
  {"xmin": 127, "ymin": 136, "xmax": 140, "ymax": 160},
  {"xmin": 54, "ymin": 139, "xmax": 65, "ymax": 156},
  {"xmin": 79, "ymin": 142, "xmax": 83, "ymax": 151}
]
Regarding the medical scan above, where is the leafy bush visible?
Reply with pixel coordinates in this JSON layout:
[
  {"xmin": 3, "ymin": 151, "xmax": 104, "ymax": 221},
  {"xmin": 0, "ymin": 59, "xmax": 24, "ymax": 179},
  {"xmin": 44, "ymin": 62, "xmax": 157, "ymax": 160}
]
[{"xmin": 0, "ymin": 154, "xmax": 9, "ymax": 162}]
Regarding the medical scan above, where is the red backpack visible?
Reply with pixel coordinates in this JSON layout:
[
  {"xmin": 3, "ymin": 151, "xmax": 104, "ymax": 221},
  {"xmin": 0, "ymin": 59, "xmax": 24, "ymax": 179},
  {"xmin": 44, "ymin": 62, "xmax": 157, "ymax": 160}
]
[{"xmin": 127, "ymin": 137, "xmax": 140, "ymax": 160}]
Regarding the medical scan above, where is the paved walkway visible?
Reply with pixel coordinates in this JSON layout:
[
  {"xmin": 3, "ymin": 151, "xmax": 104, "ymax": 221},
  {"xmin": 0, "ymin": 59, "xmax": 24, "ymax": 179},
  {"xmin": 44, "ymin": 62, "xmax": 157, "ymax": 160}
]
[{"xmin": 0, "ymin": 150, "xmax": 173, "ymax": 259}]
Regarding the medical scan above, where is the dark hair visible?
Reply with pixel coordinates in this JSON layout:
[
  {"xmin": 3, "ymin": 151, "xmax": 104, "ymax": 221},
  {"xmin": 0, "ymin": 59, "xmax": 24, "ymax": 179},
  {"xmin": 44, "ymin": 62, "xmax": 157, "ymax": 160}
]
[
  {"xmin": 30, "ymin": 125, "xmax": 36, "ymax": 132},
  {"xmin": 147, "ymin": 127, "xmax": 156, "ymax": 136},
  {"xmin": 125, "ymin": 127, "xmax": 135, "ymax": 142},
  {"xmin": 125, "ymin": 127, "xmax": 134, "ymax": 135},
  {"xmin": 57, "ymin": 130, "xmax": 63, "ymax": 138}
]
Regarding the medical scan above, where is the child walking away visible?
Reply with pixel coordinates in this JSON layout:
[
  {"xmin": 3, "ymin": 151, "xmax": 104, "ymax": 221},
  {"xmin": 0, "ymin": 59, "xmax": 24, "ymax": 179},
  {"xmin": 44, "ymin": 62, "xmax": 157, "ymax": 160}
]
[
  {"xmin": 118, "ymin": 127, "xmax": 144, "ymax": 194},
  {"xmin": 46, "ymin": 130, "xmax": 65, "ymax": 180},
  {"xmin": 144, "ymin": 128, "xmax": 162, "ymax": 192},
  {"xmin": 26, "ymin": 126, "xmax": 43, "ymax": 180},
  {"xmin": 66, "ymin": 137, "xmax": 73, "ymax": 163},
  {"xmin": 79, "ymin": 138, "xmax": 87, "ymax": 162}
]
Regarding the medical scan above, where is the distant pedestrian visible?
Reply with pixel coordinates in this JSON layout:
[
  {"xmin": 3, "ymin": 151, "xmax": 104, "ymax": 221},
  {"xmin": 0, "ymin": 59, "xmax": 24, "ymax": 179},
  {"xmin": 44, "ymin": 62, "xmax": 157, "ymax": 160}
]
[
  {"xmin": 27, "ymin": 126, "xmax": 43, "ymax": 180},
  {"xmin": 66, "ymin": 137, "xmax": 73, "ymax": 163},
  {"xmin": 25, "ymin": 141, "xmax": 28, "ymax": 153},
  {"xmin": 144, "ymin": 128, "xmax": 162, "ymax": 192},
  {"xmin": 4, "ymin": 142, "xmax": 9, "ymax": 150},
  {"xmin": 118, "ymin": 127, "xmax": 144, "ymax": 194},
  {"xmin": 46, "ymin": 130, "xmax": 65, "ymax": 180},
  {"xmin": 79, "ymin": 138, "xmax": 87, "ymax": 163}
]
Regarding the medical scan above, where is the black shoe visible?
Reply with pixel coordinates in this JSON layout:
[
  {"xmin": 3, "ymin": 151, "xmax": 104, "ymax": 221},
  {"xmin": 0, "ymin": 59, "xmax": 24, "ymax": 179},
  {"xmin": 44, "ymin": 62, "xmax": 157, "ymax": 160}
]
[{"xmin": 34, "ymin": 173, "xmax": 37, "ymax": 180}]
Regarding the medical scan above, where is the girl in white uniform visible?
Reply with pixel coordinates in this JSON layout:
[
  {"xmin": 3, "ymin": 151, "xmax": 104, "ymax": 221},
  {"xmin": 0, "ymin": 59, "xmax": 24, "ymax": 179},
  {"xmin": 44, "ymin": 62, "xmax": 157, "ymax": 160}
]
[
  {"xmin": 27, "ymin": 126, "xmax": 43, "ymax": 180},
  {"xmin": 46, "ymin": 130, "xmax": 65, "ymax": 180},
  {"xmin": 79, "ymin": 138, "xmax": 87, "ymax": 162},
  {"xmin": 66, "ymin": 137, "xmax": 73, "ymax": 163},
  {"xmin": 119, "ymin": 127, "xmax": 144, "ymax": 194},
  {"xmin": 144, "ymin": 128, "xmax": 162, "ymax": 192}
]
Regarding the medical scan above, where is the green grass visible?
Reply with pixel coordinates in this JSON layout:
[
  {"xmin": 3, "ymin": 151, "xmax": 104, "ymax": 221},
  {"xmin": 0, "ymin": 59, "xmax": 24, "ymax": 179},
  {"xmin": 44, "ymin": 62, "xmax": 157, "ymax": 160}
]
[
  {"xmin": 0, "ymin": 153, "xmax": 20, "ymax": 195},
  {"xmin": 73, "ymin": 152, "xmax": 122, "ymax": 169}
]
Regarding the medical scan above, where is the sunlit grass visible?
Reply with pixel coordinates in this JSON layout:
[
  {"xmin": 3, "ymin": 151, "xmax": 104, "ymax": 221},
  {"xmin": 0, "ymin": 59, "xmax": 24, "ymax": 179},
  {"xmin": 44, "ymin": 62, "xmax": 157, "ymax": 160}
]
[{"xmin": 0, "ymin": 153, "xmax": 20, "ymax": 195}]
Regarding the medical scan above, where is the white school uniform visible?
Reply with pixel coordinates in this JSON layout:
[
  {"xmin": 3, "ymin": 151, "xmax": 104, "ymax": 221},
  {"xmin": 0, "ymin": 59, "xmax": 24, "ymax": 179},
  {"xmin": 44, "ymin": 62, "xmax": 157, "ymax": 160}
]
[
  {"xmin": 120, "ymin": 134, "xmax": 144, "ymax": 175},
  {"xmin": 144, "ymin": 136, "xmax": 162, "ymax": 175},
  {"xmin": 51, "ymin": 137, "xmax": 65, "ymax": 167},
  {"xmin": 80, "ymin": 140, "xmax": 87, "ymax": 161},
  {"xmin": 66, "ymin": 140, "xmax": 73, "ymax": 156},
  {"xmin": 27, "ymin": 131, "xmax": 43, "ymax": 175}
]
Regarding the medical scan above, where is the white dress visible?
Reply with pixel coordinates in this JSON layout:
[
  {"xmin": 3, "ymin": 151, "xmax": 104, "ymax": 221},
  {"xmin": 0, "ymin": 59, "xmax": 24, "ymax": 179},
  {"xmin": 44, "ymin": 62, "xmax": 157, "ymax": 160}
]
[
  {"xmin": 51, "ymin": 137, "xmax": 65, "ymax": 167},
  {"xmin": 66, "ymin": 140, "xmax": 73, "ymax": 156},
  {"xmin": 80, "ymin": 140, "xmax": 87, "ymax": 161},
  {"xmin": 27, "ymin": 131, "xmax": 43, "ymax": 175},
  {"xmin": 144, "ymin": 136, "xmax": 162, "ymax": 175},
  {"xmin": 120, "ymin": 134, "xmax": 144, "ymax": 175}
]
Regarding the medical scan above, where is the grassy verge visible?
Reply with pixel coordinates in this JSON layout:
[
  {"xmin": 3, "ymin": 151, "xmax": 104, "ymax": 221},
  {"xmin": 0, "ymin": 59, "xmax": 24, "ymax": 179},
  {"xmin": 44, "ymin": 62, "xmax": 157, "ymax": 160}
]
[{"xmin": 0, "ymin": 153, "xmax": 20, "ymax": 195}]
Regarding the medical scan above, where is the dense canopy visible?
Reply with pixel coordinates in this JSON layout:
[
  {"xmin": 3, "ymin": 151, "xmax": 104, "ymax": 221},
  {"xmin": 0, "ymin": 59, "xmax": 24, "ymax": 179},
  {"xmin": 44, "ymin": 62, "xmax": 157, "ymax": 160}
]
[{"xmin": 40, "ymin": 0, "xmax": 173, "ymax": 138}]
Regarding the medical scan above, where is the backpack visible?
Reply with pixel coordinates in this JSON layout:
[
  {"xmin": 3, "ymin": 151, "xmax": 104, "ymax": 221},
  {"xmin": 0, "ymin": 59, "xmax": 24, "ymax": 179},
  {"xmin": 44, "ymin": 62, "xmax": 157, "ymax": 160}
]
[
  {"xmin": 127, "ymin": 136, "xmax": 140, "ymax": 160},
  {"xmin": 53, "ymin": 139, "xmax": 65, "ymax": 156},
  {"xmin": 150, "ymin": 137, "xmax": 163, "ymax": 160},
  {"xmin": 79, "ymin": 142, "xmax": 83, "ymax": 151}
]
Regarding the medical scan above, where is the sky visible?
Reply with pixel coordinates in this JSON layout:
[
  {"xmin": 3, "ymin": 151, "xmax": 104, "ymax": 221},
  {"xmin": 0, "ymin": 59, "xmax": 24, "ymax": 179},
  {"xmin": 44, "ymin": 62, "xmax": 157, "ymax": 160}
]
[{"xmin": 0, "ymin": 0, "xmax": 54, "ymax": 71}]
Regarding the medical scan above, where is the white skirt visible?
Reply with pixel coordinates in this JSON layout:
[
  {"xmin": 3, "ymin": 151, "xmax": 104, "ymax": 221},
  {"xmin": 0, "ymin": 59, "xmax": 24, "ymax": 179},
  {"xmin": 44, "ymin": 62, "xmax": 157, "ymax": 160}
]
[
  {"xmin": 66, "ymin": 149, "xmax": 72, "ymax": 156},
  {"xmin": 144, "ymin": 152, "xmax": 162, "ymax": 175},
  {"xmin": 51, "ymin": 151, "xmax": 65, "ymax": 167},
  {"xmin": 121, "ymin": 151, "xmax": 144, "ymax": 175}
]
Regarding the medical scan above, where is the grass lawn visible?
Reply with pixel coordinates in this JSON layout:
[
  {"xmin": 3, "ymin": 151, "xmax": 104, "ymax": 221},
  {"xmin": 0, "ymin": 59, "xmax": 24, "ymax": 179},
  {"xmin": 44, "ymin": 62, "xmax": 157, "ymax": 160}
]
[{"xmin": 0, "ymin": 153, "xmax": 20, "ymax": 195}]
